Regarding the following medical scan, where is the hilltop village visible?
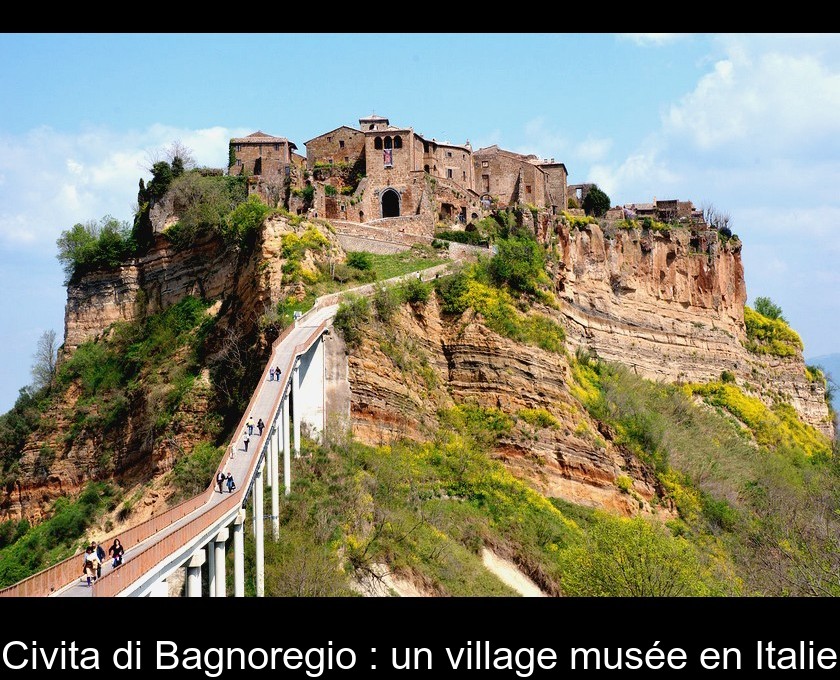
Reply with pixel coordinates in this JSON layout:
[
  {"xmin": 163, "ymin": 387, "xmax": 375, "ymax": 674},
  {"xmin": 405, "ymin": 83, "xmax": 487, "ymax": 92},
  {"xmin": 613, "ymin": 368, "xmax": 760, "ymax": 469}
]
[{"xmin": 226, "ymin": 114, "xmax": 704, "ymax": 237}]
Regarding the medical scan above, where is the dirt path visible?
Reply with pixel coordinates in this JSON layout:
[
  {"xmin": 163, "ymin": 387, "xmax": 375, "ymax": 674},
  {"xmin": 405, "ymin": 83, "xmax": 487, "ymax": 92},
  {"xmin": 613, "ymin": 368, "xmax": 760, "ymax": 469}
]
[{"xmin": 481, "ymin": 548, "xmax": 548, "ymax": 597}]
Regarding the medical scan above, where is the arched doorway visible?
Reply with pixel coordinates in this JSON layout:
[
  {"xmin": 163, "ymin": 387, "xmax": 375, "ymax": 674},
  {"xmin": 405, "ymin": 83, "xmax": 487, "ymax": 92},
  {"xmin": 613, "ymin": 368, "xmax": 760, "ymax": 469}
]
[{"xmin": 381, "ymin": 189, "xmax": 400, "ymax": 218}]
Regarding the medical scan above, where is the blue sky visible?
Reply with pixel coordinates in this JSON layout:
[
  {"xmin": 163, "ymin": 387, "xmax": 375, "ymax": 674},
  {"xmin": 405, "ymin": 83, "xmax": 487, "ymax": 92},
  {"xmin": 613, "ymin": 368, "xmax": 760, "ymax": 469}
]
[{"xmin": 1, "ymin": 33, "xmax": 839, "ymax": 411}]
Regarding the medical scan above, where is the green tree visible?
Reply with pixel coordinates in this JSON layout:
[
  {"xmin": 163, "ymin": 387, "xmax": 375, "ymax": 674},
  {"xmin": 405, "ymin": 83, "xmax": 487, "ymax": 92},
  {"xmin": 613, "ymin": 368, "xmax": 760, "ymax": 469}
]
[
  {"xmin": 753, "ymin": 296, "xmax": 786, "ymax": 322},
  {"xmin": 489, "ymin": 235, "xmax": 546, "ymax": 294},
  {"xmin": 582, "ymin": 185, "xmax": 611, "ymax": 217},
  {"xmin": 56, "ymin": 216, "xmax": 135, "ymax": 282}
]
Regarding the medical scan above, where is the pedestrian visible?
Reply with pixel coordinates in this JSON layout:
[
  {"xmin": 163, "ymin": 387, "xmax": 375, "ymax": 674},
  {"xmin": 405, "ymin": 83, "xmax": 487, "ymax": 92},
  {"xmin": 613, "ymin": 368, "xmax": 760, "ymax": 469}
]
[
  {"xmin": 93, "ymin": 542, "xmax": 106, "ymax": 579},
  {"xmin": 108, "ymin": 538, "xmax": 124, "ymax": 568},
  {"xmin": 269, "ymin": 367, "xmax": 275, "ymax": 381},
  {"xmin": 247, "ymin": 415, "xmax": 255, "ymax": 436},
  {"xmin": 275, "ymin": 366, "xmax": 282, "ymax": 381},
  {"xmin": 243, "ymin": 433, "xmax": 250, "ymax": 453},
  {"xmin": 83, "ymin": 545, "xmax": 100, "ymax": 587},
  {"xmin": 226, "ymin": 472, "xmax": 236, "ymax": 493},
  {"xmin": 257, "ymin": 418, "xmax": 264, "ymax": 437},
  {"xmin": 216, "ymin": 470, "xmax": 225, "ymax": 493}
]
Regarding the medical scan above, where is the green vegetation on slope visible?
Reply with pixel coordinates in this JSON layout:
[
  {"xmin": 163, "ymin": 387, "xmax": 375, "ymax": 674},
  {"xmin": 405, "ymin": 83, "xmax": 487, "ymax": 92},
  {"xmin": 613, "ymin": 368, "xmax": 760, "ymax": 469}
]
[
  {"xmin": 743, "ymin": 305, "xmax": 803, "ymax": 357},
  {"xmin": 570, "ymin": 352, "xmax": 839, "ymax": 595},
  {"xmin": 244, "ymin": 410, "xmax": 719, "ymax": 596},
  {"xmin": 0, "ymin": 482, "xmax": 119, "ymax": 587}
]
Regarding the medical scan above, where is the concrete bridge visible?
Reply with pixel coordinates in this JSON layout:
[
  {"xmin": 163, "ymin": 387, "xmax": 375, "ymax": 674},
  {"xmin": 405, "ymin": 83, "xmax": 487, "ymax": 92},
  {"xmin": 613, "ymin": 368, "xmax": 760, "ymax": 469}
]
[{"xmin": 0, "ymin": 262, "xmax": 452, "ymax": 597}]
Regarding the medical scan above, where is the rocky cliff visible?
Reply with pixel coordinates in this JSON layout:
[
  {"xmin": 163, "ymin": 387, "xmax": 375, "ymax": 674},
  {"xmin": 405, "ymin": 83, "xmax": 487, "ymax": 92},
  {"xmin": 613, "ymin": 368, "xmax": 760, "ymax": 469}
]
[
  {"xmin": 554, "ymin": 223, "xmax": 833, "ymax": 437},
  {"xmin": 348, "ymin": 297, "xmax": 667, "ymax": 518}
]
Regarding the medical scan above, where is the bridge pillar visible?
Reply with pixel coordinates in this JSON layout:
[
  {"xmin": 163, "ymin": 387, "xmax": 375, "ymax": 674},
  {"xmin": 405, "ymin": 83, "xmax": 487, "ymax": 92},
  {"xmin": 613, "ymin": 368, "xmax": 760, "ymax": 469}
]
[
  {"xmin": 282, "ymin": 391, "xmax": 291, "ymax": 496},
  {"xmin": 266, "ymin": 431, "xmax": 273, "ymax": 485},
  {"xmin": 254, "ymin": 459, "xmax": 265, "ymax": 597},
  {"xmin": 292, "ymin": 363, "xmax": 301, "ymax": 458},
  {"xmin": 233, "ymin": 509, "xmax": 246, "ymax": 597},
  {"xmin": 186, "ymin": 549, "xmax": 205, "ymax": 597},
  {"xmin": 207, "ymin": 539, "xmax": 216, "ymax": 598},
  {"xmin": 271, "ymin": 425, "xmax": 280, "ymax": 541},
  {"xmin": 214, "ymin": 527, "xmax": 229, "ymax": 598}
]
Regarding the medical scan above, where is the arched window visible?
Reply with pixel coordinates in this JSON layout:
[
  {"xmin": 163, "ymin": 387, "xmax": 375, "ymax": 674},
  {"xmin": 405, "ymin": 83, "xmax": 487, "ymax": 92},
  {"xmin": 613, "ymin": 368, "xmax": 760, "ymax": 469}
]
[
  {"xmin": 394, "ymin": 135, "xmax": 402, "ymax": 149},
  {"xmin": 374, "ymin": 136, "xmax": 382, "ymax": 150},
  {"xmin": 384, "ymin": 136, "xmax": 392, "ymax": 149},
  {"xmin": 424, "ymin": 164, "xmax": 430, "ymax": 173}
]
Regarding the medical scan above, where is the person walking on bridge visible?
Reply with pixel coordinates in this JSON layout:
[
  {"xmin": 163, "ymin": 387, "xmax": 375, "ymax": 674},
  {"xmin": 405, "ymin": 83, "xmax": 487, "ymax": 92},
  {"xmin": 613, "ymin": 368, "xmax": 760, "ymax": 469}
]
[
  {"xmin": 275, "ymin": 365, "xmax": 282, "ymax": 381},
  {"xmin": 83, "ymin": 545, "xmax": 100, "ymax": 587},
  {"xmin": 269, "ymin": 367, "xmax": 275, "ymax": 381},
  {"xmin": 247, "ymin": 415, "xmax": 255, "ymax": 436},
  {"xmin": 243, "ymin": 432, "xmax": 251, "ymax": 453},
  {"xmin": 226, "ymin": 472, "xmax": 236, "ymax": 493},
  {"xmin": 217, "ymin": 470, "xmax": 226, "ymax": 493},
  {"xmin": 108, "ymin": 538, "xmax": 124, "ymax": 568},
  {"xmin": 93, "ymin": 541, "xmax": 106, "ymax": 579},
  {"xmin": 257, "ymin": 418, "xmax": 264, "ymax": 437}
]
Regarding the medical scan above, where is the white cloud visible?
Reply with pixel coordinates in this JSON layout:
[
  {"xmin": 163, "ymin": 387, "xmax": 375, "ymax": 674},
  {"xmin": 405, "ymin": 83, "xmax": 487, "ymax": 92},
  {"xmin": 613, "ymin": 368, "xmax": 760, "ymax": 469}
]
[
  {"xmin": 574, "ymin": 136, "xmax": 613, "ymax": 163},
  {"xmin": 617, "ymin": 33, "xmax": 686, "ymax": 47},
  {"xmin": 0, "ymin": 124, "xmax": 249, "ymax": 250}
]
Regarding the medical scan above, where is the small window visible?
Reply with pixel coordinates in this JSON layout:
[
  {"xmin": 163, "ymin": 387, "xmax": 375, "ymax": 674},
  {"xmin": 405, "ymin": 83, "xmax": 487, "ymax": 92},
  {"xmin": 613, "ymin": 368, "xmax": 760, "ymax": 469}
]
[
  {"xmin": 447, "ymin": 168, "xmax": 453, "ymax": 179},
  {"xmin": 423, "ymin": 142, "xmax": 429, "ymax": 153},
  {"xmin": 237, "ymin": 159, "xmax": 242, "ymax": 166},
  {"xmin": 482, "ymin": 161, "xmax": 489, "ymax": 168},
  {"xmin": 463, "ymin": 171, "xmax": 466, "ymax": 180},
  {"xmin": 344, "ymin": 156, "xmax": 349, "ymax": 163},
  {"xmin": 327, "ymin": 136, "xmax": 332, "ymax": 142},
  {"xmin": 340, "ymin": 204, "xmax": 345, "ymax": 211},
  {"xmin": 462, "ymin": 153, "xmax": 465, "ymax": 159},
  {"xmin": 525, "ymin": 185, "xmax": 532, "ymax": 194},
  {"xmin": 446, "ymin": 151, "xmax": 452, "ymax": 157},
  {"xmin": 394, "ymin": 135, "xmax": 402, "ymax": 149},
  {"xmin": 235, "ymin": 144, "xmax": 241, "ymax": 152},
  {"xmin": 369, "ymin": 124, "xmax": 374, "ymax": 130},
  {"xmin": 274, "ymin": 144, "xmax": 280, "ymax": 151},
  {"xmin": 339, "ymin": 140, "xmax": 345, "ymax": 149}
]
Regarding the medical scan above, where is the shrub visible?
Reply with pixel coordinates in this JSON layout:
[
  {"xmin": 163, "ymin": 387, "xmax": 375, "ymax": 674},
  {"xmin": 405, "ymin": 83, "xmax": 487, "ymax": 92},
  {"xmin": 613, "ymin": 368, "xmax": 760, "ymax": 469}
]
[
  {"xmin": 488, "ymin": 235, "xmax": 546, "ymax": 294},
  {"xmin": 720, "ymin": 370, "xmax": 736, "ymax": 384},
  {"xmin": 582, "ymin": 185, "xmax": 611, "ymax": 217},
  {"xmin": 220, "ymin": 195, "xmax": 270, "ymax": 246},
  {"xmin": 615, "ymin": 475, "xmax": 633, "ymax": 493},
  {"xmin": 399, "ymin": 277, "xmax": 432, "ymax": 304},
  {"xmin": 333, "ymin": 294, "xmax": 371, "ymax": 347},
  {"xmin": 743, "ymin": 306, "xmax": 802, "ymax": 357},
  {"xmin": 172, "ymin": 442, "xmax": 225, "ymax": 499},
  {"xmin": 346, "ymin": 251, "xmax": 373, "ymax": 271},
  {"xmin": 372, "ymin": 284, "xmax": 400, "ymax": 323},
  {"xmin": 518, "ymin": 408, "xmax": 560, "ymax": 429},
  {"xmin": 567, "ymin": 196, "xmax": 579, "ymax": 209},
  {"xmin": 434, "ymin": 229, "xmax": 488, "ymax": 246},
  {"xmin": 434, "ymin": 272, "xmax": 470, "ymax": 314},
  {"xmin": 324, "ymin": 184, "xmax": 337, "ymax": 196}
]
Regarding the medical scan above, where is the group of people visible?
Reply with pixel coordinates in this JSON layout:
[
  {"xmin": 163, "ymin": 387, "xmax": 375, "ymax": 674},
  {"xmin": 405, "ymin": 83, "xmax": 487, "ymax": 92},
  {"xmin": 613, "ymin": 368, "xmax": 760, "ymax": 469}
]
[
  {"xmin": 238, "ymin": 414, "xmax": 265, "ymax": 456},
  {"xmin": 82, "ymin": 539, "xmax": 124, "ymax": 586},
  {"xmin": 216, "ymin": 470, "xmax": 236, "ymax": 494},
  {"xmin": 268, "ymin": 365, "xmax": 282, "ymax": 381}
]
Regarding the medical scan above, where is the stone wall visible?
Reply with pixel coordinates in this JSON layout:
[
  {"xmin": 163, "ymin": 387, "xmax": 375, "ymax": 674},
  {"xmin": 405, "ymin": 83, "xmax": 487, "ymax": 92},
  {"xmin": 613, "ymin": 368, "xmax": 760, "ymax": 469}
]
[
  {"xmin": 305, "ymin": 126, "xmax": 365, "ymax": 170},
  {"xmin": 229, "ymin": 141, "xmax": 290, "ymax": 179}
]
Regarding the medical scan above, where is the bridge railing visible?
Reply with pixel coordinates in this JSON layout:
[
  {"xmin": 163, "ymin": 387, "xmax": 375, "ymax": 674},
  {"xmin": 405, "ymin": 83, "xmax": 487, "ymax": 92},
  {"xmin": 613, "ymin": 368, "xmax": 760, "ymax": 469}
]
[{"xmin": 91, "ymin": 321, "xmax": 327, "ymax": 597}]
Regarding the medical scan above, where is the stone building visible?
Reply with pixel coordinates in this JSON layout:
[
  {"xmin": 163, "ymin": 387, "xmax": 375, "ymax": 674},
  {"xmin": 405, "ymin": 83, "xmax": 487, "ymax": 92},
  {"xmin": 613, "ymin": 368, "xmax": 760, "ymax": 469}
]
[
  {"xmin": 229, "ymin": 131, "xmax": 296, "ymax": 178},
  {"xmin": 623, "ymin": 198, "xmax": 704, "ymax": 224},
  {"xmin": 473, "ymin": 146, "xmax": 567, "ymax": 212}
]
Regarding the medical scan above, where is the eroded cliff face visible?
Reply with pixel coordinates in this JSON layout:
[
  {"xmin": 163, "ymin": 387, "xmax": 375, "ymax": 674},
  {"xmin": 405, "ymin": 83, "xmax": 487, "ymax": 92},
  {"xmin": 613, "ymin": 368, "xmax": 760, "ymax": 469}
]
[
  {"xmin": 348, "ymin": 297, "xmax": 669, "ymax": 518},
  {"xmin": 5, "ymin": 214, "xmax": 339, "ymax": 522},
  {"xmin": 555, "ymin": 223, "xmax": 833, "ymax": 437}
]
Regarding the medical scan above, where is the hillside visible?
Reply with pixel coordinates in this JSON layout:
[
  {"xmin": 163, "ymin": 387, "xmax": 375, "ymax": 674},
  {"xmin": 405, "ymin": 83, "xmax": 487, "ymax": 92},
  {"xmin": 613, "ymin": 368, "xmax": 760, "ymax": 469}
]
[{"xmin": 0, "ymin": 163, "xmax": 836, "ymax": 595}]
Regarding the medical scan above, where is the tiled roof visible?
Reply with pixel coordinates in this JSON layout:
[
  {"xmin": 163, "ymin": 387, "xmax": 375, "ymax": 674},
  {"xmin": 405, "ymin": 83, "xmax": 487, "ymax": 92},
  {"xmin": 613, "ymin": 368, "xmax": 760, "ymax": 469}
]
[{"xmin": 230, "ymin": 131, "xmax": 289, "ymax": 144}]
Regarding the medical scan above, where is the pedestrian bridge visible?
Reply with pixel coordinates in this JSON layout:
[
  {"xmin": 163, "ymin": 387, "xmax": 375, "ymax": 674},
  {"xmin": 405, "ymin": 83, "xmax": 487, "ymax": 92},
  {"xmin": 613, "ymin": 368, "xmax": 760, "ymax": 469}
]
[{"xmin": 0, "ymin": 262, "xmax": 451, "ymax": 597}]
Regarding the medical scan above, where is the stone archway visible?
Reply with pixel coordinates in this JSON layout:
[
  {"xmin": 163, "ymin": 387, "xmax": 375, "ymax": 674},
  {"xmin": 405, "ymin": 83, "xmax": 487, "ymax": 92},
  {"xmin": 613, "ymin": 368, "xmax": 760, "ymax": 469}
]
[{"xmin": 381, "ymin": 188, "xmax": 400, "ymax": 218}]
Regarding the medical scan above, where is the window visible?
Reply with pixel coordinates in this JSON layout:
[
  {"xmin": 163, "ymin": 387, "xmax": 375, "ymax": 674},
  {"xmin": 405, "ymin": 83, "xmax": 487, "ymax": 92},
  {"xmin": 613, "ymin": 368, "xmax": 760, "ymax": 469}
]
[
  {"xmin": 525, "ymin": 185, "xmax": 532, "ymax": 194},
  {"xmin": 374, "ymin": 136, "xmax": 383, "ymax": 150},
  {"xmin": 235, "ymin": 144, "xmax": 241, "ymax": 152},
  {"xmin": 482, "ymin": 161, "xmax": 489, "ymax": 168},
  {"xmin": 447, "ymin": 168, "xmax": 453, "ymax": 179},
  {"xmin": 339, "ymin": 140, "xmax": 345, "ymax": 149},
  {"xmin": 462, "ymin": 154, "xmax": 466, "ymax": 159},
  {"xmin": 237, "ymin": 159, "xmax": 243, "ymax": 166},
  {"xmin": 344, "ymin": 156, "xmax": 349, "ymax": 163},
  {"xmin": 423, "ymin": 142, "xmax": 429, "ymax": 153},
  {"xmin": 327, "ymin": 136, "xmax": 332, "ymax": 142},
  {"xmin": 274, "ymin": 144, "xmax": 280, "ymax": 151},
  {"xmin": 384, "ymin": 136, "xmax": 392, "ymax": 149},
  {"xmin": 394, "ymin": 135, "xmax": 402, "ymax": 149},
  {"xmin": 482, "ymin": 174, "xmax": 490, "ymax": 192},
  {"xmin": 463, "ymin": 171, "xmax": 466, "ymax": 180},
  {"xmin": 446, "ymin": 151, "xmax": 452, "ymax": 157}
]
